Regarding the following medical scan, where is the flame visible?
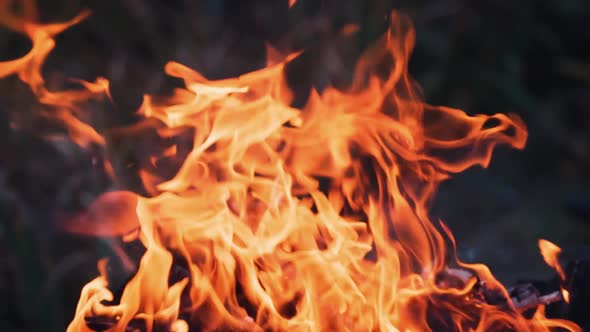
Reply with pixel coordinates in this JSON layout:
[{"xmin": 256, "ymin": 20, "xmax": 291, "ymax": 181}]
[
  {"xmin": 538, "ymin": 239, "xmax": 571, "ymax": 305},
  {"xmin": 532, "ymin": 306, "xmax": 580, "ymax": 332},
  {"xmin": 0, "ymin": 1, "xmax": 581, "ymax": 331},
  {"xmin": 538, "ymin": 239, "xmax": 566, "ymax": 281},
  {"xmin": 562, "ymin": 289, "xmax": 570, "ymax": 304},
  {"xmin": 56, "ymin": 191, "xmax": 140, "ymax": 237}
]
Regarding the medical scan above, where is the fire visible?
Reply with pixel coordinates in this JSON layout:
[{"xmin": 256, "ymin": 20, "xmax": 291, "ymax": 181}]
[
  {"xmin": 0, "ymin": 1, "xmax": 582, "ymax": 331},
  {"xmin": 562, "ymin": 289, "xmax": 570, "ymax": 304},
  {"xmin": 538, "ymin": 239, "xmax": 566, "ymax": 281},
  {"xmin": 538, "ymin": 239, "xmax": 571, "ymax": 304}
]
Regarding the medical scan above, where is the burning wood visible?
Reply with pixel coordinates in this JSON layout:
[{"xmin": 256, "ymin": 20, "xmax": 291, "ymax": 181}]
[
  {"xmin": 443, "ymin": 267, "xmax": 566, "ymax": 312},
  {"xmin": 0, "ymin": 0, "xmax": 583, "ymax": 331},
  {"xmin": 510, "ymin": 286, "xmax": 563, "ymax": 312}
]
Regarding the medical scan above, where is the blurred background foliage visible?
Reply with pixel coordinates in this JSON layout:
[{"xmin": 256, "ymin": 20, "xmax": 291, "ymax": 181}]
[{"xmin": 0, "ymin": 0, "xmax": 589, "ymax": 331}]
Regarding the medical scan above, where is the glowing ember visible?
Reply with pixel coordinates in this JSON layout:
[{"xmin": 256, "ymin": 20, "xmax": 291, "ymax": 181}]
[{"xmin": 0, "ymin": 1, "xmax": 582, "ymax": 331}]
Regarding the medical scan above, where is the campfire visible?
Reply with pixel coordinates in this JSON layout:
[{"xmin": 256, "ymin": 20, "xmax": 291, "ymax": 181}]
[{"xmin": 0, "ymin": 1, "xmax": 585, "ymax": 331}]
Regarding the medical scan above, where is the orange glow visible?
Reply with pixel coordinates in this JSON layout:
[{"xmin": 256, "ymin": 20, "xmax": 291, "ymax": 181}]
[
  {"xmin": 340, "ymin": 23, "xmax": 360, "ymax": 36},
  {"xmin": 56, "ymin": 191, "xmax": 140, "ymax": 237},
  {"xmin": 0, "ymin": 1, "xmax": 581, "ymax": 331},
  {"xmin": 288, "ymin": 0, "xmax": 297, "ymax": 8},
  {"xmin": 562, "ymin": 289, "xmax": 570, "ymax": 304},
  {"xmin": 532, "ymin": 306, "xmax": 580, "ymax": 332},
  {"xmin": 538, "ymin": 239, "xmax": 571, "ymax": 306},
  {"xmin": 539, "ymin": 239, "xmax": 566, "ymax": 280}
]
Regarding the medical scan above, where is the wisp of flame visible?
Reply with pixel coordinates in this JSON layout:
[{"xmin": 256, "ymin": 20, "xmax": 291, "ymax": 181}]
[
  {"xmin": 539, "ymin": 239, "xmax": 566, "ymax": 281},
  {"xmin": 0, "ymin": 1, "xmax": 581, "ymax": 331},
  {"xmin": 539, "ymin": 239, "xmax": 571, "ymax": 304}
]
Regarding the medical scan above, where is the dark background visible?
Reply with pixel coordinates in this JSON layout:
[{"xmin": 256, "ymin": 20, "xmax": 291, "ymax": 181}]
[{"xmin": 0, "ymin": 0, "xmax": 589, "ymax": 331}]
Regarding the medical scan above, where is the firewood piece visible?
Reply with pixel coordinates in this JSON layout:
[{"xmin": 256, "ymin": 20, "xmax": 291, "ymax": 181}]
[
  {"xmin": 510, "ymin": 287, "xmax": 563, "ymax": 312},
  {"xmin": 443, "ymin": 268, "xmax": 566, "ymax": 313}
]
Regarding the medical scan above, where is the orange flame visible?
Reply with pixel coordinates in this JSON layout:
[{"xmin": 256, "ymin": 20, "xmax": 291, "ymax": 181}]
[
  {"xmin": 0, "ymin": 1, "xmax": 581, "ymax": 331},
  {"xmin": 562, "ymin": 289, "xmax": 570, "ymax": 304},
  {"xmin": 539, "ymin": 239, "xmax": 566, "ymax": 281},
  {"xmin": 538, "ymin": 239, "xmax": 571, "ymax": 305}
]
